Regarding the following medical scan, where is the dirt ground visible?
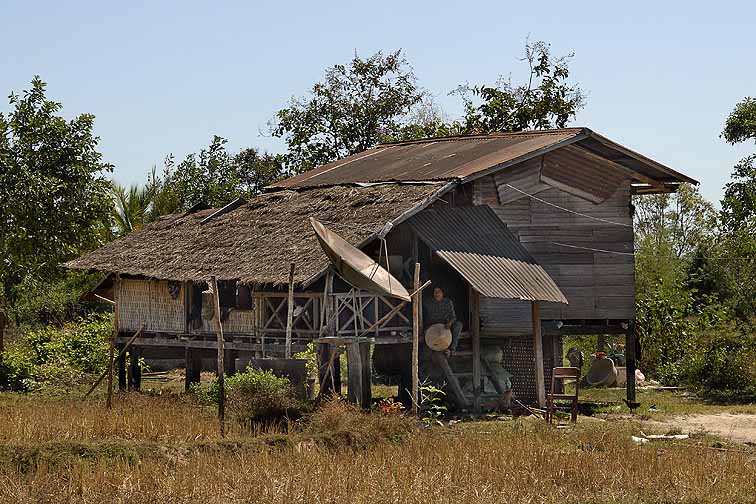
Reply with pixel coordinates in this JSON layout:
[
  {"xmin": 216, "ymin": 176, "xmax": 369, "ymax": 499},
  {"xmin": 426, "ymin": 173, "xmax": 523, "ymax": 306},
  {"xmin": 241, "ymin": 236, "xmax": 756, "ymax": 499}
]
[{"xmin": 653, "ymin": 413, "xmax": 756, "ymax": 445}]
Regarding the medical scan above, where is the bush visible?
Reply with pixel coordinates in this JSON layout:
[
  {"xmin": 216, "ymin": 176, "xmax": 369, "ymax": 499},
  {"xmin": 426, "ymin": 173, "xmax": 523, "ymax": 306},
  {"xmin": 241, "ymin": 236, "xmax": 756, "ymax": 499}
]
[
  {"xmin": 0, "ymin": 313, "xmax": 111, "ymax": 391},
  {"xmin": 190, "ymin": 368, "xmax": 299, "ymax": 425},
  {"xmin": 684, "ymin": 323, "xmax": 756, "ymax": 399},
  {"xmin": 226, "ymin": 369, "xmax": 297, "ymax": 424}
]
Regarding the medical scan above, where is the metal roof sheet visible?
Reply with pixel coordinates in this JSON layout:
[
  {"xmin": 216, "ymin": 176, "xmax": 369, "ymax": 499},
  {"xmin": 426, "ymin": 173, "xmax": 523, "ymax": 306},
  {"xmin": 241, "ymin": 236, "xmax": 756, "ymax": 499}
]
[
  {"xmin": 270, "ymin": 128, "xmax": 698, "ymax": 190},
  {"xmin": 409, "ymin": 206, "xmax": 568, "ymax": 303}
]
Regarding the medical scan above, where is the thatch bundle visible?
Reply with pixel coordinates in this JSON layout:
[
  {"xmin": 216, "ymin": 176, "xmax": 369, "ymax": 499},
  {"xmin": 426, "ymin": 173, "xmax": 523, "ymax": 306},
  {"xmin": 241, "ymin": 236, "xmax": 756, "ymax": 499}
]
[{"xmin": 66, "ymin": 184, "xmax": 443, "ymax": 286}]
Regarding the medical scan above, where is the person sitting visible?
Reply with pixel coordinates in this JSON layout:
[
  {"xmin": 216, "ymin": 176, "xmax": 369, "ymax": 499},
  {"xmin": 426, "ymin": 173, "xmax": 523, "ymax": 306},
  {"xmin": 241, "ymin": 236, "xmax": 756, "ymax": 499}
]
[{"xmin": 424, "ymin": 287, "xmax": 463, "ymax": 357}]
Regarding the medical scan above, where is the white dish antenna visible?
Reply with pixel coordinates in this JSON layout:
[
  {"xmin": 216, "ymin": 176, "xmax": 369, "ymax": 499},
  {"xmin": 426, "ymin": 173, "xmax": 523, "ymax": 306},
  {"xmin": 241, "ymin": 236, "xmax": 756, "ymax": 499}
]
[{"xmin": 310, "ymin": 218, "xmax": 410, "ymax": 302}]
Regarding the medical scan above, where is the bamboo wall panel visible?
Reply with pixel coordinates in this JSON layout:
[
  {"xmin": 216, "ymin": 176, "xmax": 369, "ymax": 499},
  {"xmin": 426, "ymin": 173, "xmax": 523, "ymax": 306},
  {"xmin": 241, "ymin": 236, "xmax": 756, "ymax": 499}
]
[{"xmin": 118, "ymin": 279, "xmax": 186, "ymax": 333}]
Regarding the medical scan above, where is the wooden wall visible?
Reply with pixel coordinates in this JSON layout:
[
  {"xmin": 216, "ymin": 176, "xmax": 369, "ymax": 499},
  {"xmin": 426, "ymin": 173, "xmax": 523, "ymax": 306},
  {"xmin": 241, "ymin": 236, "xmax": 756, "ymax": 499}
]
[{"xmin": 471, "ymin": 154, "xmax": 635, "ymax": 337}]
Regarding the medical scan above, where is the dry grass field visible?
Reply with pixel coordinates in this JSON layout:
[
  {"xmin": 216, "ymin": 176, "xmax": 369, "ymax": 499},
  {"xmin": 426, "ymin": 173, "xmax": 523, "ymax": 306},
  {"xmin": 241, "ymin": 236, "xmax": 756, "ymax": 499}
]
[{"xmin": 0, "ymin": 385, "xmax": 755, "ymax": 503}]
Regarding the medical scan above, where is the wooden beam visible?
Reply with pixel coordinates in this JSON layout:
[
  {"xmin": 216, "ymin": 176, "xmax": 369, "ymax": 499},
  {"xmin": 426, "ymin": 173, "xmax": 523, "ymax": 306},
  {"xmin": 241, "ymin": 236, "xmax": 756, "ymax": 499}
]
[
  {"xmin": 285, "ymin": 263, "xmax": 295, "ymax": 359},
  {"xmin": 470, "ymin": 287, "xmax": 481, "ymax": 414},
  {"xmin": 532, "ymin": 301, "xmax": 546, "ymax": 408},
  {"xmin": 411, "ymin": 263, "xmax": 421, "ymax": 416},
  {"xmin": 210, "ymin": 276, "xmax": 226, "ymax": 438},
  {"xmin": 431, "ymin": 351, "xmax": 468, "ymax": 410}
]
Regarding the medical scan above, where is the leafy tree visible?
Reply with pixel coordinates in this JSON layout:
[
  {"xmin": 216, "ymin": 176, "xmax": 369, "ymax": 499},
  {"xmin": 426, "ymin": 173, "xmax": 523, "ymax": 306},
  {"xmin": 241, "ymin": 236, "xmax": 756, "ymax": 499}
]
[
  {"xmin": 0, "ymin": 77, "xmax": 112, "ymax": 331},
  {"xmin": 271, "ymin": 50, "xmax": 424, "ymax": 172},
  {"xmin": 453, "ymin": 40, "xmax": 586, "ymax": 134},
  {"xmin": 150, "ymin": 136, "xmax": 288, "ymax": 215}
]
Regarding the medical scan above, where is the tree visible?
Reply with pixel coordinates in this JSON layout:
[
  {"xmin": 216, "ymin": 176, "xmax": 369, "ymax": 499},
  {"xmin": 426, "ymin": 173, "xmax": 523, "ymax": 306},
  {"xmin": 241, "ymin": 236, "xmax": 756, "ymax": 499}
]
[
  {"xmin": 111, "ymin": 182, "xmax": 154, "ymax": 236},
  {"xmin": 150, "ymin": 136, "xmax": 288, "ymax": 215},
  {"xmin": 0, "ymin": 77, "xmax": 112, "ymax": 327},
  {"xmin": 271, "ymin": 50, "xmax": 424, "ymax": 172},
  {"xmin": 454, "ymin": 40, "xmax": 586, "ymax": 134},
  {"xmin": 721, "ymin": 97, "xmax": 756, "ymax": 230}
]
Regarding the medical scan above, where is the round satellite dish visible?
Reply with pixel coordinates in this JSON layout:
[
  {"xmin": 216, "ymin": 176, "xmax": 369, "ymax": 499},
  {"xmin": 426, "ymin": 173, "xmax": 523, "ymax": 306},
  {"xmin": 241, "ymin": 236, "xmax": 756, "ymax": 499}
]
[
  {"xmin": 310, "ymin": 218, "xmax": 410, "ymax": 301},
  {"xmin": 425, "ymin": 323, "xmax": 452, "ymax": 351}
]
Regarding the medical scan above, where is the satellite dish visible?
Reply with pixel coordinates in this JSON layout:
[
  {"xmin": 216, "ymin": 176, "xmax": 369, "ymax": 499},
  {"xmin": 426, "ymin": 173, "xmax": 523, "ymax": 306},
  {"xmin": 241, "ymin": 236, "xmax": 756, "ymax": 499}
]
[{"xmin": 310, "ymin": 218, "xmax": 410, "ymax": 301}]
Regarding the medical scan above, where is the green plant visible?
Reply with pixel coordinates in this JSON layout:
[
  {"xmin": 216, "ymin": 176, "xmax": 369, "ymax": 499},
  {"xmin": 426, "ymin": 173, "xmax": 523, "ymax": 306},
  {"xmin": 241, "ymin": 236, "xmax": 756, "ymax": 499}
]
[
  {"xmin": 294, "ymin": 342, "xmax": 317, "ymax": 378},
  {"xmin": 0, "ymin": 312, "xmax": 111, "ymax": 391},
  {"xmin": 419, "ymin": 384, "xmax": 447, "ymax": 427}
]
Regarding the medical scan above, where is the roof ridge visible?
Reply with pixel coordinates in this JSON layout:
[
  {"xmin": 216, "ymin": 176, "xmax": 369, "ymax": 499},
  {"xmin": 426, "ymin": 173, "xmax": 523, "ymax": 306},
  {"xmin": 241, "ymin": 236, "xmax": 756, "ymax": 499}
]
[{"xmin": 377, "ymin": 127, "xmax": 587, "ymax": 147}]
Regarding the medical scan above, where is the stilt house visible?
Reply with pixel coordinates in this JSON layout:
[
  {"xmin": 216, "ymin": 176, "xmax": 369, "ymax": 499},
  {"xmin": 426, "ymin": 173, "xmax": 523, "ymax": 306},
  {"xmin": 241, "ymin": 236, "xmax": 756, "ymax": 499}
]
[{"xmin": 67, "ymin": 128, "xmax": 696, "ymax": 409}]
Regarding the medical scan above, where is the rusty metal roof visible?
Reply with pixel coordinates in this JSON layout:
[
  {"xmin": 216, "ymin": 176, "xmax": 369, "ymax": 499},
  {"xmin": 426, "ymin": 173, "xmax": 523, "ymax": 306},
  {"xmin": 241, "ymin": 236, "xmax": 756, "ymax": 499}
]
[
  {"xmin": 270, "ymin": 128, "xmax": 697, "ymax": 190},
  {"xmin": 409, "ymin": 206, "xmax": 568, "ymax": 303}
]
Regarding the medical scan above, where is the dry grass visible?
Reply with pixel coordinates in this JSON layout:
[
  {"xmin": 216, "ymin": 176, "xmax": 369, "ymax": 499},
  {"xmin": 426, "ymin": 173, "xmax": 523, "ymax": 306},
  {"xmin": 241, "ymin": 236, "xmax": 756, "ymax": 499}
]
[
  {"xmin": 579, "ymin": 387, "xmax": 756, "ymax": 420},
  {"xmin": 0, "ymin": 392, "xmax": 755, "ymax": 503}
]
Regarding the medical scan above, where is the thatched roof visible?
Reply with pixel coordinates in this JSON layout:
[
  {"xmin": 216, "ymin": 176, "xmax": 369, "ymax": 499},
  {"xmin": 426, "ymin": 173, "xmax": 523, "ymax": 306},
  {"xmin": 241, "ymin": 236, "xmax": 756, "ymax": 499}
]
[{"xmin": 66, "ymin": 184, "xmax": 446, "ymax": 286}]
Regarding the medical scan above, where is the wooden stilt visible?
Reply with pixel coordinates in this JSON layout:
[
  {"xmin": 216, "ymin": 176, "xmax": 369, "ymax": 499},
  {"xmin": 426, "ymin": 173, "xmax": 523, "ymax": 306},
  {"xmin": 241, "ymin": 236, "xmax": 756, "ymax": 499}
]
[
  {"xmin": 107, "ymin": 274, "xmax": 121, "ymax": 408},
  {"xmin": 471, "ymin": 287, "xmax": 481, "ymax": 414},
  {"xmin": 346, "ymin": 342, "xmax": 363, "ymax": 405},
  {"xmin": 128, "ymin": 347, "xmax": 141, "ymax": 391},
  {"xmin": 210, "ymin": 276, "xmax": 226, "ymax": 438},
  {"xmin": 285, "ymin": 263, "xmax": 295, "ymax": 359},
  {"xmin": 411, "ymin": 263, "xmax": 421, "ymax": 415},
  {"xmin": 117, "ymin": 345, "xmax": 127, "ymax": 392},
  {"xmin": 532, "ymin": 301, "xmax": 546, "ymax": 408},
  {"xmin": 359, "ymin": 342, "xmax": 372, "ymax": 409},
  {"xmin": 626, "ymin": 322, "xmax": 637, "ymax": 403}
]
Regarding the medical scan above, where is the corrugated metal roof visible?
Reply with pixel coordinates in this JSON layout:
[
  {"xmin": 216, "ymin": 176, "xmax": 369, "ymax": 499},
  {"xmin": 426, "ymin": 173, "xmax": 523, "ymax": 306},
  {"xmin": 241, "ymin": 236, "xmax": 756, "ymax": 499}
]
[
  {"xmin": 409, "ymin": 206, "xmax": 568, "ymax": 303},
  {"xmin": 273, "ymin": 129, "xmax": 583, "ymax": 188},
  {"xmin": 270, "ymin": 128, "xmax": 698, "ymax": 190}
]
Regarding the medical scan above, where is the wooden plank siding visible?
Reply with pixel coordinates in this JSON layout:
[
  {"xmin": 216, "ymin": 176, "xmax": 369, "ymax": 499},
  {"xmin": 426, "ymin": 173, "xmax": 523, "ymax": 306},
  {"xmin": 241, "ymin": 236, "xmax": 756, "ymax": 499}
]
[{"xmin": 472, "ymin": 168, "xmax": 635, "ymax": 337}]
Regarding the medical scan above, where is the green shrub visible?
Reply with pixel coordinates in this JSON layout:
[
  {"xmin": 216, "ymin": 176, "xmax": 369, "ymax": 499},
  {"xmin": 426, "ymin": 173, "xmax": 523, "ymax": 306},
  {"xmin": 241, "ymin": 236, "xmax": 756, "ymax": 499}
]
[
  {"xmin": 0, "ymin": 313, "xmax": 111, "ymax": 391},
  {"xmin": 226, "ymin": 369, "xmax": 297, "ymax": 424},
  {"xmin": 683, "ymin": 323, "xmax": 756, "ymax": 399},
  {"xmin": 190, "ymin": 368, "xmax": 299, "ymax": 425}
]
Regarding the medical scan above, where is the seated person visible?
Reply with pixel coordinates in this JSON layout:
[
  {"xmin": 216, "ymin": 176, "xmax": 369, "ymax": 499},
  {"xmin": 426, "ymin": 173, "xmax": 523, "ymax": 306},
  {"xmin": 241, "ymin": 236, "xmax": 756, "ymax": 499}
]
[{"xmin": 424, "ymin": 286, "xmax": 463, "ymax": 356}]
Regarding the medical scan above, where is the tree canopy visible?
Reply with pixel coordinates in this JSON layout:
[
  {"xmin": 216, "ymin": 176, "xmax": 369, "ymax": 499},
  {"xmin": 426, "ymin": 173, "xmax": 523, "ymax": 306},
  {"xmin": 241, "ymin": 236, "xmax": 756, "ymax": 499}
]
[
  {"xmin": 0, "ymin": 77, "xmax": 112, "ymax": 306},
  {"xmin": 273, "ymin": 42, "xmax": 586, "ymax": 172},
  {"xmin": 149, "ymin": 136, "xmax": 288, "ymax": 216},
  {"xmin": 271, "ymin": 50, "xmax": 423, "ymax": 172}
]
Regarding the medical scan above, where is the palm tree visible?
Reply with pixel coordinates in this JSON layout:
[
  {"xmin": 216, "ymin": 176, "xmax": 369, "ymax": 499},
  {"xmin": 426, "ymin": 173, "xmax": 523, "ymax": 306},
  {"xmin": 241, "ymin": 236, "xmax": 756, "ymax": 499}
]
[{"xmin": 111, "ymin": 182, "xmax": 154, "ymax": 236}]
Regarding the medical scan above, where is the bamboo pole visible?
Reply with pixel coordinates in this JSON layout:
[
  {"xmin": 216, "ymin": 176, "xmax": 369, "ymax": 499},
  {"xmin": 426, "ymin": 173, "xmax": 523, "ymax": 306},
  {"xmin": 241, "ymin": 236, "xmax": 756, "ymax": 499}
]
[
  {"xmin": 285, "ymin": 263, "xmax": 295, "ymax": 359},
  {"xmin": 210, "ymin": 276, "xmax": 226, "ymax": 438},
  {"xmin": 411, "ymin": 263, "xmax": 421, "ymax": 415},
  {"xmin": 106, "ymin": 274, "xmax": 120, "ymax": 409}
]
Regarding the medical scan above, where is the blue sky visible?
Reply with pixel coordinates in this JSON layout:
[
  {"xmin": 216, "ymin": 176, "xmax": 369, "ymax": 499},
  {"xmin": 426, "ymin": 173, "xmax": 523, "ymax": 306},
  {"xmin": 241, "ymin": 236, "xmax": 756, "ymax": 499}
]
[{"xmin": 1, "ymin": 0, "xmax": 754, "ymax": 205}]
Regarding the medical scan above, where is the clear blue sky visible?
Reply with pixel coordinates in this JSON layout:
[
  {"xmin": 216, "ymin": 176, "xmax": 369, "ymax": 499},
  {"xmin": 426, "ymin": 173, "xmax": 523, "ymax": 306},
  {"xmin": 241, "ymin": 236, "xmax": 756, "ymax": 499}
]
[{"xmin": 2, "ymin": 0, "xmax": 754, "ymax": 205}]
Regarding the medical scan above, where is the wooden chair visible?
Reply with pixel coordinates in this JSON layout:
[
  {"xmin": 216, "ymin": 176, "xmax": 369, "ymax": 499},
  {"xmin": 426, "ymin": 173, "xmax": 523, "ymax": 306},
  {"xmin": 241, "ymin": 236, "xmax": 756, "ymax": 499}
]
[{"xmin": 545, "ymin": 366, "xmax": 580, "ymax": 424}]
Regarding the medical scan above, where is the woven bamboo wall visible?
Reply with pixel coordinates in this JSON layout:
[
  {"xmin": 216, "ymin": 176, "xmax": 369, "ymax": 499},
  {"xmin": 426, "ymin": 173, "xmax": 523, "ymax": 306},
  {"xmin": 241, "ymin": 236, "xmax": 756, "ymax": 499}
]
[
  {"xmin": 499, "ymin": 334, "xmax": 558, "ymax": 404},
  {"xmin": 118, "ymin": 279, "xmax": 186, "ymax": 333}
]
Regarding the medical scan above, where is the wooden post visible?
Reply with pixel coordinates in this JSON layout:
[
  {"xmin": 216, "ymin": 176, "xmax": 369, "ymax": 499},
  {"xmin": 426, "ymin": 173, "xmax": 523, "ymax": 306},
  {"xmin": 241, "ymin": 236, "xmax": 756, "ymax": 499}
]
[
  {"xmin": 0, "ymin": 309, "xmax": 6, "ymax": 356},
  {"xmin": 359, "ymin": 342, "xmax": 372, "ymax": 409},
  {"xmin": 128, "ymin": 347, "xmax": 141, "ymax": 391},
  {"xmin": 626, "ymin": 322, "xmax": 637, "ymax": 403},
  {"xmin": 107, "ymin": 274, "xmax": 120, "ymax": 408},
  {"xmin": 411, "ymin": 263, "xmax": 421, "ymax": 415},
  {"xmin": 285, "ymin": 263, "xmax": 295, "ymax": 359},
  {"xmin": 470, "ymin": 287, "xmax": 481, "ymax": 414},
  {"xmin": 210, "ymin": 276, "xmax": 225, "ymax": 438},
  {"xmin": 117, "ymin": 345, "xmax": 127, "ymax": 392},
  {"xmin": 532, "ymin": 301, "xmax": 546, "ymax": 408},
  {"xmin": 346, "ymin": 342, "xmax": 362, "ymax": 405},
  {"xmin": 431, "ymin": 351, "xmax": 468, "ymax": 410}
]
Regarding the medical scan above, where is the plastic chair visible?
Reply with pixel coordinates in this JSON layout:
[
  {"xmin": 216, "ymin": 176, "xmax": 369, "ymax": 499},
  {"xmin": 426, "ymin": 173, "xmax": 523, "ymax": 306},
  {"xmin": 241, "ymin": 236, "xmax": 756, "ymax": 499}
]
[{"xmin": 545, "ymin": 367, "xmax": 580, "ymax": 423}]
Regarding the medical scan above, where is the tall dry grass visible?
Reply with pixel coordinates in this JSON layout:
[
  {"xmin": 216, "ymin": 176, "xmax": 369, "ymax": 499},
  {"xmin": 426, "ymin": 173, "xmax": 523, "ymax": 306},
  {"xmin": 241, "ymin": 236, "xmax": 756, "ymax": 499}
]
[{"xmin": 0, "ymin": 393, "xmax": 754, "ymax": 503}]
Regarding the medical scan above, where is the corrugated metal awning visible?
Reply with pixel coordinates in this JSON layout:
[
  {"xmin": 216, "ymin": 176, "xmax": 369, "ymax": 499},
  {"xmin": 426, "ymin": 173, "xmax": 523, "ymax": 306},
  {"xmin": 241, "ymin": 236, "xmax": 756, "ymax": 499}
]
[{"xmin": 409, "ymin": 206, "xmax": 568, "ymax": 304}]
